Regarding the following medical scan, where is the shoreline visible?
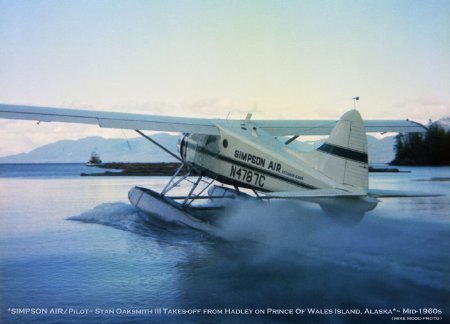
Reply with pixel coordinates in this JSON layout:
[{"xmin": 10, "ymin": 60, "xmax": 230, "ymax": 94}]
[{"xmin": 80, "ymin": 162, "xmax": 185, "ymax": 176}]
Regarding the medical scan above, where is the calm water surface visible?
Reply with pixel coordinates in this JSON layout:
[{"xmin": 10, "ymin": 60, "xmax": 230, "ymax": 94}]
[{"xmin": 0, "ymin": 164, "xmax": 449, "ymax": 323}]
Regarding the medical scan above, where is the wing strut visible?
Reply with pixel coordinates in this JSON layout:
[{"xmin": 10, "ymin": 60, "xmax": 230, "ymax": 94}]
[
  {"xmin": 284, "ymin": 135, "xmax": 300, "ymax": 145},
  {"xmin": 135, "ymin": 129, "xmax": 182, "ymax": 162},
  {"xmin": 161, "ymin": 163, "xmax": 189, "ymax": 195}
]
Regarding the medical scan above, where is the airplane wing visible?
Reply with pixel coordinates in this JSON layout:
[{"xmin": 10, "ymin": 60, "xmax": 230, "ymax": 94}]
[
  {"xmin": 0, "ymin": 104, "xmax": 426, "ymax": 136},
  {"xmin": 0, "ymin": 104, "xmax": 220, "ymax": 135}
]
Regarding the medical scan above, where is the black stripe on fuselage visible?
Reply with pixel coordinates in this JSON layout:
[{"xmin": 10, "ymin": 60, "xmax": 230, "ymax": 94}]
[
  {"xmin": 187, "ymin": 143, "xmax": 316, "ymax": 189},
  {"xmin": 317, "ymin": 143, "xmax": 368, "ymax": 163}
]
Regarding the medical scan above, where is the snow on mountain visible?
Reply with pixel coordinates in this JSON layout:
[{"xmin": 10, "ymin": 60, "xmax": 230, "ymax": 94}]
[
  {"xmin": 0, "ymin": 134, "xmax": 179, "ymax": 163},
  {"xmin": 0, "ymin": 134, "xmax": 396, "ymax": 164},
  {"xmin": 367, "ymin": 135, "xmax": 396, "ymax": 164},
  {"xmin": 436, "ymin": 117, "xmax": 450, "ymax": 132}
]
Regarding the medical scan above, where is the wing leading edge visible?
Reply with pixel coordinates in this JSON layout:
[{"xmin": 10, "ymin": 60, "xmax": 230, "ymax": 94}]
[
  {"xmin": 0, "ymin": 104, "xmax": 426, "ymax": 136},
  {"xmin": 0, "ymin": 104, "xmax": 220, "ymax": 135}
]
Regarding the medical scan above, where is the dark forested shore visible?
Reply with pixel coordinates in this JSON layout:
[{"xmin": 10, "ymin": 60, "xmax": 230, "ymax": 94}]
[
  {"xmin": 390, "ymin": 122, "xmax": 450, "ymax": 166},
  {"xmin": 81, "ymin": 162, "xmax": 185, "ymax": 176}
]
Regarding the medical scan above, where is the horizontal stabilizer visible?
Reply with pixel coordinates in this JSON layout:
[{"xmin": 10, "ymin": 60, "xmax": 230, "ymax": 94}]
[
  {"xmin": 265, "ymin": 188, "xmax": 366, "ymax": 199},
  {"xmin": 367, "ymin": 189, "xmax": 444, "ymax": 198}
]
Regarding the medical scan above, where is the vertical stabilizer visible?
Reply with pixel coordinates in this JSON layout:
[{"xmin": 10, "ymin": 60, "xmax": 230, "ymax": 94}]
[{"xmin": 313, "ymin": 110, "xmax": 368, "ymax": 190}]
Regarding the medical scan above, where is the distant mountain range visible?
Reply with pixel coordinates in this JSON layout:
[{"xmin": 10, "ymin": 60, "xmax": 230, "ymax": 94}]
[
  {"xmin": 0, "ymin": 134, "xmax": 179, "ymax": 164},
  {"xmin": 0, "ymin": 133, "xmax": 396, "ymax": 164}
]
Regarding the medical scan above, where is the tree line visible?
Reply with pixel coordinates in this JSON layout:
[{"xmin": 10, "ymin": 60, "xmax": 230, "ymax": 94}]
[{"xmin": 391, "ymin": 122, "xmax": 450, "ymax": 166}]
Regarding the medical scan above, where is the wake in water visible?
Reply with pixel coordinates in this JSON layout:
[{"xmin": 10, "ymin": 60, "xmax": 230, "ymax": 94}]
[
  {"xmin": 68, "ymin": 203, "xmax": 139, "ymax": 231},
  {"xmin": 177, "ymin": 199, "xmax": 450, "ymax": 314},
  {"xmin": 67, "ymin": 202, "xmax": 211, "ymax": 242},
  {"xmin": 67, "ymin": 198, "xmax": 450, "ymax": 310},
  {"xmin": 217, "ymin": 199, "xmax": 450, "ymax": 292}
]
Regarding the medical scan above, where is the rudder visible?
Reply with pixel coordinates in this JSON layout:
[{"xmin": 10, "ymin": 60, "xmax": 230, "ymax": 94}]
[{"xmin": 314, "ymin": 109, "xmax": 368, "ymax": 190}]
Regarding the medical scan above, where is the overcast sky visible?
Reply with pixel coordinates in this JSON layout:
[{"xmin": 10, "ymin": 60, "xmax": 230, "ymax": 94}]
[{"xmin": 0, "ymin": 0, "xmax": 449, "ymax": 156}]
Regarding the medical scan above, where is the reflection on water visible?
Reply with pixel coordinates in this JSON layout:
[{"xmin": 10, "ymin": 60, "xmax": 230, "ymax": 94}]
[{"xmin": 0, "ymin": 164, "xmax": 449, "ymax": 323}]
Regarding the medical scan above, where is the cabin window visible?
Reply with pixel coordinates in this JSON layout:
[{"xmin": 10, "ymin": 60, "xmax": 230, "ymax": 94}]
[{"xmin": 222, "ymin": 139, "xmax": 228, "ymax": 148}]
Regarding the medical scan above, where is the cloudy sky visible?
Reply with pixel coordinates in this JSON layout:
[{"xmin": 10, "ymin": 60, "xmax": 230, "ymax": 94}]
[{"xmin": 0, "ymin": 0, "xmax": 449, "ymax": 156}]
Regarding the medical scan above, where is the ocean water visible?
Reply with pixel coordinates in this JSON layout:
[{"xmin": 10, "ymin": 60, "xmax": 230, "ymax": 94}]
[{"xmin": 0, "ymin": 164, "xmax": 449, "ymax": 323}]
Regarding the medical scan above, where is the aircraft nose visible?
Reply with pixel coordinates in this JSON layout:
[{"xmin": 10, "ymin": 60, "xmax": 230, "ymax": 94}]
[{"xmin": 177, "ymin": 133, "xmax": 189, "ymax": 160}]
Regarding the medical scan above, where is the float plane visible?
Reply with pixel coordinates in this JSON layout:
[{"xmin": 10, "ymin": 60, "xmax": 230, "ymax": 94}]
[{"xmin": 0, "ymin": 103, "xmax": 436, "ymax": 225}]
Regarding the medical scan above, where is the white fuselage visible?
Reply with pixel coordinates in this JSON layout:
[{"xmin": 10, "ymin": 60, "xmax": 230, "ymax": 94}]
[
  {"xmin": 177, "ymin": 119, "xmax": 378, "ymax": 219},
  {"xmin": 178, "ymin": 122, "xmax": 344, "ymax": 193}
]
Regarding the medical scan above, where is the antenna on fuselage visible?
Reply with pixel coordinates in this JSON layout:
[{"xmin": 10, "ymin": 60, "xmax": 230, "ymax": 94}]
[
  {"xmin": 241, "ymin": 113, "xmax": 253, "ymax": 130},
  {"xmin": 245, "ymin": 113, "xmax": 252, "ymax": 123},
  {"xmin": 352, "ymin": 96, "xmax": 360, "ymax": 109}
]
